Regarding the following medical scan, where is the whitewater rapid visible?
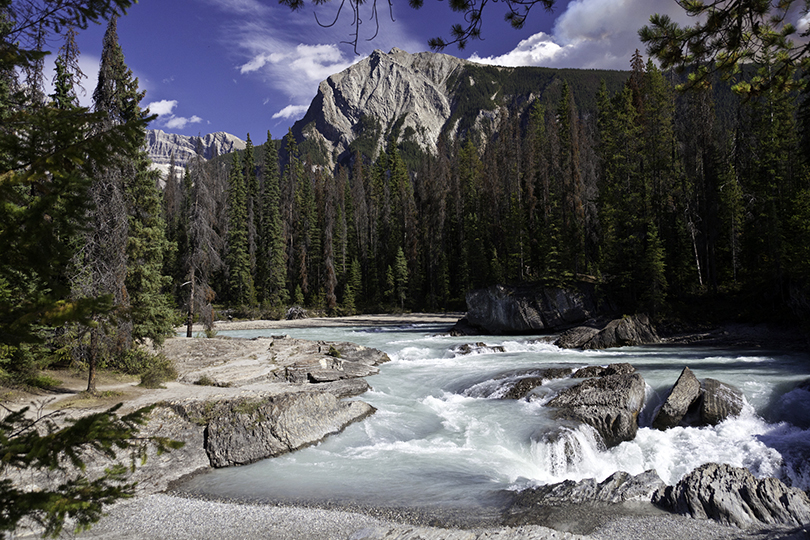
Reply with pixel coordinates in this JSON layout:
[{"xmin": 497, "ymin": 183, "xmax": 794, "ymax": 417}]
[{"xmin": 179, "ymin": 324, "xmax": 810, "ymax": 511}]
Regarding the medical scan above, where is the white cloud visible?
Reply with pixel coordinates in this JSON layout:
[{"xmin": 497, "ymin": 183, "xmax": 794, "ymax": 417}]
[
  {"xmin": 469, "ymin": 0, "xmax": 694, "ymax": 70},
  {"xmin": 145, "ymin": 99, "xmax": 203, "ymax": 131},
  {"xmin": 146, "ymin": 99, "xmax": 177, "ymax": 116},
  {"xmin": 165, "ymin": 115, "xmax": 204, "ymax": 130},
  {"xmin": 272, "ymin": 104, "xmax": 309, "ymax": 120}
]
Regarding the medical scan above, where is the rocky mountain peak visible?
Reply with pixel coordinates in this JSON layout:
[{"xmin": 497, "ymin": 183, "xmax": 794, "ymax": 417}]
[{"xmin": 293, "ymin": 47, "xmax": 470, "ymax": 167}]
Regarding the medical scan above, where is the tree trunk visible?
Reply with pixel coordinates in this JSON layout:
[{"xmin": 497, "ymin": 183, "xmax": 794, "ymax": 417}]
[
  {"xmin": 87, "ymin": 325, "xmax": 98, "ymax": 393},
  {"xmin": 186, "ymin": 267, "xmax": 195, "ymax": 338}
]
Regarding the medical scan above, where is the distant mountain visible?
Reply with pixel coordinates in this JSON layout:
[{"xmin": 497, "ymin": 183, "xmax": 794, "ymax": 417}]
[
  {"xmin": 145, "ymin": 129, "xmax": 246, "ymax": 178},
  {"xmin": 292, "ymin": 47, "xmax": 629, "ymax": 170}
]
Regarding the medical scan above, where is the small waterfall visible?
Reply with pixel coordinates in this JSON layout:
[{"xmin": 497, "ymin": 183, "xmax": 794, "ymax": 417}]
[{"xmin": 530, "ymin": 425, "xmax": 606, "ymax": 481}]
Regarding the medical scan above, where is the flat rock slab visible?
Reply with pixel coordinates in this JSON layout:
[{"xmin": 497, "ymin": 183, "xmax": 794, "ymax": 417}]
[{"xmin": 158, "ymin": 335, "xmax": 389, "ymax": 390}]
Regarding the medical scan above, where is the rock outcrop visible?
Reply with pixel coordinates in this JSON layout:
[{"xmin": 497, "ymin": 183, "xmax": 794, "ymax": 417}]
[
  {"xmin": 651, "ymin": 370, "xmax": 744, "ymax": 430},
  {"xmin": 554, "ymin": 314, "xmax": 660, "ymax": 350},
  {"xmin": 652, "ymin": 366, "xmax": 701, "ymax": 430},
  {"xmin": 546, "ymin": 366, "xmax": 646, "ymax": 447},
  {"xmin": 653, "ymin": 463, "xmax": 810, "ymax": 528},
  {"xmin": 453, "ymin": 283, "xmax": 602, "ymax": 335},
  {"xmin": 507, "ymin": 470, "xmax": 665, "ymax": 509},
  {"xmin": 294, "ymin": 48, "xmax": 467, "ymax": 169},
  {"xmin": 170, "ymin": 393, "xmax": 375, "ymax": 468}
]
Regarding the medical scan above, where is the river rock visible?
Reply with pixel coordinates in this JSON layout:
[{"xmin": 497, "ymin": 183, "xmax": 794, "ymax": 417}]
[
  {"xmin": 547, "ymin": 371, "xmax": 646, "ymax": 447},
  {"xmin": 572, "ymin": 363, "xmax": 636, "ymax": 379},
  {"xmin": 555, "ymin": 314, "xmax": 660, "ymax": 350},
  {"xmin": 699, "ymin": 378, "xmax": 744, "ymax": 425},
  {"xmin": 457, "ymin": 283, "xmax": 601, "ymax": 335},
  {"xmin": 171, "ymin": 392, "xmax": 375, "ymax": 467},
  {"xmin": 499, "ymin": 368, "xmax": 574, "ymax": 400},
  {"xmin": 653, "ymin": 462, "xmax": 810, "ymax": 528},
  {"xmin": 652, "ymin": 366, "xmax": 701, "ymax": 430},
  {"xmin": 507, "ymin": 470, "xmax": 665, "ymax": 509}
]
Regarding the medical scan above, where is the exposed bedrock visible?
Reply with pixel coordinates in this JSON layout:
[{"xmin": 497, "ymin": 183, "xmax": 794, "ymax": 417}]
[
  {"xmin": 546, "ymin": 366, "xmax": 646, "ymax": 448},
  {"xmin": 170, "ymin": 392, "xmax": 375, "ymax": 468},
  {"xmin": 653, "ymin": 462, "xmax": 810, "ymax": 528}
]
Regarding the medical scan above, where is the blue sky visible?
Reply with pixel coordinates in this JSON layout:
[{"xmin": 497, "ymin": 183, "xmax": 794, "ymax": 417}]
[{"xmin": 61, "ymin": 0, "xmax": 699, "ymax": 140}]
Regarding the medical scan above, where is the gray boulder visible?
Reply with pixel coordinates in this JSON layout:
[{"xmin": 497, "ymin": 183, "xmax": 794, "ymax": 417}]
[
  {"xmin": 460, "ymin": 283, "xmax": 601, "ymax": 335},
  {"xmin": 652, "ymin": 366, "xmax": 701, "ymax": 430},
  {"xmin": 499, "ymin": 368, "xmax": 574, "ymax": 400},
  {"xmin": 171, "ymin": 392, "xmax": 375, "ymax": 468},
  {"xmin": 572, "ymin": 363, "xmax": 636, "ymax": 379},
  {"xmin": 653, "ymin": 462, "xmax": 810, "ymax": 528},
  {"xmin": 699, "ymin": 378, "xmax": 744, "ymax": 425},
  {"xmin": 555, "ymin": 314, "xmax": 660, "ymax": 350},
  {"xmin": 547, "ymin": 371, "xmax": 646, "ymax": 447},
  {"xmin": 508, "ymin": 470, "xmax": 665, "ymax": 508}
]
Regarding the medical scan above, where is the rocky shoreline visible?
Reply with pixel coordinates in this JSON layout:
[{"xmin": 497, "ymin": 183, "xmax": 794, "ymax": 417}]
[{"xmin": 5, "ymin": 313, "xmax": 809, "ymax": 539}]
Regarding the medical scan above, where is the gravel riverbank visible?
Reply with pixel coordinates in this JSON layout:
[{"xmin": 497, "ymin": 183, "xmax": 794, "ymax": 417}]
[{"xmin": 69, "ymin": 493, "xmax": 807, "ymax": 540}]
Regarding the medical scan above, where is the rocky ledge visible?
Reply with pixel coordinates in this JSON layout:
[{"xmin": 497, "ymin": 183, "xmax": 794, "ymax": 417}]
[{"xmin": 5, "ymin": 334, "xmax": 390, "ymax": 496}]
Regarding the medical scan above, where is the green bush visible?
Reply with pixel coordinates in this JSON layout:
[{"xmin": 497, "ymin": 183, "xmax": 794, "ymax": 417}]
[
  {"xmin": 139, "ymin": 355, "xmax": 177, "ymax": 389},
  {"xmin": 113, "ymin": 348, "xmax": 155, "ymax": 375},
  {"xmin": 25, "ymin": 374, "xmax": 62, "ymax": 390}
]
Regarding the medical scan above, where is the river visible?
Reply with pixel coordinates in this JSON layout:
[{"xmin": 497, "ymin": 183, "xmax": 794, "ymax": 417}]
[{"xmin": 179, "ymin": 323, "xmax": 810, "ymax": 516}]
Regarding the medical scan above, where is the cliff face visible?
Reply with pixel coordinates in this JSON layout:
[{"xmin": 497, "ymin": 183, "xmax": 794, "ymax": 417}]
[
  {"xmin": 145, "ymin": 129, "xmax": 246, "ymax": 178},
  {"xmin": 293, "ymin": 48, "xmax": 470, "ymax": 167}
]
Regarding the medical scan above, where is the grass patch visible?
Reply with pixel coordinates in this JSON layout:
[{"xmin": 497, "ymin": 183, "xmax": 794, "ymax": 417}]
[
  {"xmin": 56, "ymin": 390, "xmax": 125, "ymax": 410},
  {"xmin": 24, "ymin": 374, "xmax": 62, "ymax": 390}
]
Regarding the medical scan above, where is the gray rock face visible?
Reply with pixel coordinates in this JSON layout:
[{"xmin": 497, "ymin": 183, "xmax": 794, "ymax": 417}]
[
  {"xmin": 295, "ymin": 48, "xmax": 467, "ymax": 169},
  {"xmin": 555, "ymin": 314, "xmax": 660, "ymax": 350},
  {"xmin": 653, "ymin": 366, "xmax": 701, "ymax": 430},
  {"xmin": 700, "ymin": 378, "xmax": 744, "ymax": 425},
  {"xmin": 461, "ymin": 283, "xmax": 600, "ymax": 335},
  {"xmin": 547, "ymin": 371, "xmax": 646, "ymax": 447},
  {"xmin": 145, "ymin": 129, "xmax": 245, "ymax": 178},
  {"xmin": 508, "ymin": 470, "xmax": 665, "ymax": 508},
  {"xmin": 572, "ymin": 363, "xmax": 636, "ymax": 379},
  {"xmin": 172, "ymin": 393, "xmax": 375, "ymax": 468},
  {"xmin": 653, "ymin": 462, "xmax": 810, "ymax": 528}
]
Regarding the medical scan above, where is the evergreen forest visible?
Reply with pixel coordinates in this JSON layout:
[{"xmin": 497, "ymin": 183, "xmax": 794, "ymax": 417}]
[{"xmin": 167, "ymin": 52, "xmax": 810, "ymax": 332}]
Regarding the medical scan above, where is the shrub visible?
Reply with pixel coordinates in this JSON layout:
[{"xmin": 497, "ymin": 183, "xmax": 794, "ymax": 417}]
[{"xmin": 139, "ymin": 355, "xmax": 177, "ymax": 389}]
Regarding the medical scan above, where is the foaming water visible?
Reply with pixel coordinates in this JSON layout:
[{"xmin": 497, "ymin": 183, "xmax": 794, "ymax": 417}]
[{"xmin": 179, "ymin": 324, "xmax": 810, "ymax": 510}]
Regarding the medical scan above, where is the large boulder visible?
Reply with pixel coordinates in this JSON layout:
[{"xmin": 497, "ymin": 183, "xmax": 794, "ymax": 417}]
[
  {"xmin": 652, "ymin": 366, "xmax": 701, "ymax": 430},
  {"xmin": 456, "ymin": 283, "xmax": 602, "ymax": 335},
  {"xmin": 546, "ymin": 369, "xmax": 646, "ymax": 447},
  {"xmin": 699, "ymin": 378, "xmax": 744, "ymax": 425},
  {"xmin": 171, "ymin": 392, "xmax": 375, "ymax": 468},
  {"xmin": 653, "ymin": 463, "xmax": 810, "ymax": 528},
  {"xmin": 555, "ymin": 314, "xmax": 660, "ymax": 350}
]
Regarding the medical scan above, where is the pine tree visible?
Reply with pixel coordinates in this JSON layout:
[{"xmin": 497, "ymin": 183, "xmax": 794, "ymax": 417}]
[
  {"xmin": 393, "ymin": 246, "xmax": 408, "ymax": 310},
  {"xmin": 225, "ymin": 152, "xmax": 256, "ymax": 307},
  {"xmin": 257, "ymin": 132, "xmax": 288, "ymax": 306}
]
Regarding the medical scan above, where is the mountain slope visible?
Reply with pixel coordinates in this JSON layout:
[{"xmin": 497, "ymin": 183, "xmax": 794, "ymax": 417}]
[
  {"xmin": 146, "ymin": 129, "xmax": 246, "ymax": 178},
  {"xmin": 292, "ymin": 48, "xmax": 629, "ymax": 169}
]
